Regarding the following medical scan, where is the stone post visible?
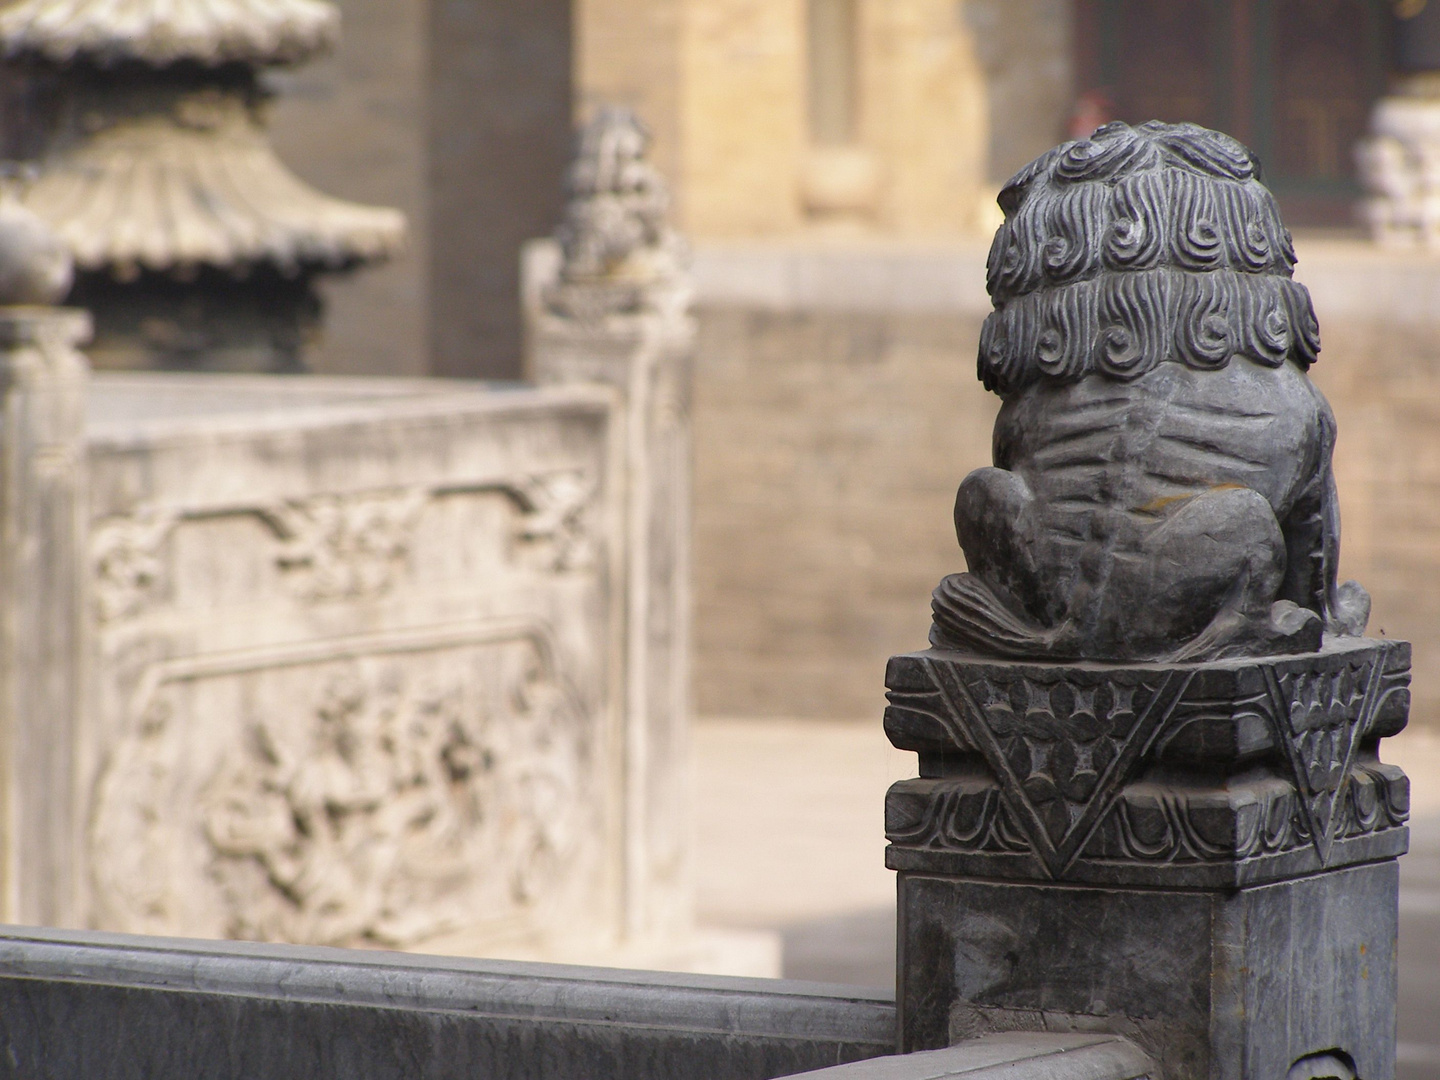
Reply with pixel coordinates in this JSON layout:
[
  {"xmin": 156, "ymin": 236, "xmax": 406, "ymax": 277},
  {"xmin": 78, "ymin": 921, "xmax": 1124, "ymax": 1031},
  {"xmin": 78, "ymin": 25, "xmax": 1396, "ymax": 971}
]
[
  {"xmin": 890, "ymin": 123, "xmax": 1407, "ymax": 1080},
  {"xmin": 1357, "ymin": 2, "xmax": 1440, "ymax": 246},
  {"xmin": 0, "ymin": 201, "xmax": 88, "ymax": 927},
  {"xmin": 525, "ymin": 108, "xmax": 695, "ymax": 942}
]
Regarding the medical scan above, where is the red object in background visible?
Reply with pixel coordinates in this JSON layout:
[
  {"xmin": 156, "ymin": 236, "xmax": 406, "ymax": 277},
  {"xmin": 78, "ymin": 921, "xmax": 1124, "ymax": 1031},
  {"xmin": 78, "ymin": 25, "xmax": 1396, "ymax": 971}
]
[
  {"xmin": 1069, "ymin": 89, "xmax": 1114, "ymax": 139},
  {"xmin": 1072, "ymin": 0, "xmax": 1387, "ymax": 227}
]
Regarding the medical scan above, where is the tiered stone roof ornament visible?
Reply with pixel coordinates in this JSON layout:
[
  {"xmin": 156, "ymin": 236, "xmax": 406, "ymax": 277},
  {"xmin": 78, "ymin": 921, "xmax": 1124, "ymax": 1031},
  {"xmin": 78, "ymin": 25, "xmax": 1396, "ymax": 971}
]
[{"xmin": 0, "ymin": 0, "xmax": 404, "ymax": 370}]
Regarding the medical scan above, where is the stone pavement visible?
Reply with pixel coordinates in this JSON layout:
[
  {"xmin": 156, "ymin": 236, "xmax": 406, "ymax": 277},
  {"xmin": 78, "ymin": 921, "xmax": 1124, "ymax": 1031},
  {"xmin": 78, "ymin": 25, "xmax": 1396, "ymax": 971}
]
[{"xmin": 695, "ymin": 717, "xmax": 1440, "ymax": 1072}]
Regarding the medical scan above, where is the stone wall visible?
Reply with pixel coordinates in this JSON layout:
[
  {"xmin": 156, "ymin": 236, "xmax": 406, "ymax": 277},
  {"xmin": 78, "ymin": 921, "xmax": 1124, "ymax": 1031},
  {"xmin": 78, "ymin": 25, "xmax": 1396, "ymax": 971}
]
[
  {"xmin": 265, "ymin": 0, "xmax": 430, "ymax": 378},
  {"xmin": 690, "ymin": 242, "xmax": 1440, "ymax": 729},
  {"xmin": 690, "ymin": 245, "xmax": 995, "ymax": 719}
]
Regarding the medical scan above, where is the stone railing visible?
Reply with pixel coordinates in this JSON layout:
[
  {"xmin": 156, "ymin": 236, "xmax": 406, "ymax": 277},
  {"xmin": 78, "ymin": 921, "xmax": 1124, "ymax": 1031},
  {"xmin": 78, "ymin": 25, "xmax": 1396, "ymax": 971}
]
[
  {"xmin": 0, "ymin": 115, "xmax": 709, "ymax": 970},
  {"xmin": 76, "ymin": 371, "xmax": 628, "ymax": 955},
  {"xmin": 0, "ymin": 325, "xmax": 697, "ymax": 962},
  {"xmin": 0, "ymin": 925, "xmax": 1162, "ymax": 1080}
]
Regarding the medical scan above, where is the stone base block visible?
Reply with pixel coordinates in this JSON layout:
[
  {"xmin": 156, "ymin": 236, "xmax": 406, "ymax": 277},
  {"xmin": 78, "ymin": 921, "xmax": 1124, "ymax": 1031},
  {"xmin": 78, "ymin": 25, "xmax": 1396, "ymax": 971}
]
[
  {"xmin": 884, "ymin": 641, "xmax": 1411, "ymax": 889},
  {"xmin": 898, "ymin": 862, "xmax": 1399, "ymax": 1080}
]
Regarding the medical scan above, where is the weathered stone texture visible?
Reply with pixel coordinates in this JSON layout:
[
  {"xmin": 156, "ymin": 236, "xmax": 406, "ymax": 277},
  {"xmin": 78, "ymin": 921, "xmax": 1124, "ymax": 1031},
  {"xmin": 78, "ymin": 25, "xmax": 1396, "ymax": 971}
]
[
  {"xmin": 898, "ymin": 863, "xmax": 1398, "ymax": 1078},
  {"xmin": 885, "ymin": 642, "xmax": 1410, "ymax": 888},
  {"xmin": 80, "ymin": 376, "xmax": 625, "ymax": 954},
  {"xmin": 0, "ymin": 926, "xmax": 894, "ymax": 1080},
  {"xmin": 777, "ymin": 1034, "xmax": 1155, "ymax": 1080},
  {"xmin": 0, "ymin": 307, "xmax": 90, "ymax": 928}
]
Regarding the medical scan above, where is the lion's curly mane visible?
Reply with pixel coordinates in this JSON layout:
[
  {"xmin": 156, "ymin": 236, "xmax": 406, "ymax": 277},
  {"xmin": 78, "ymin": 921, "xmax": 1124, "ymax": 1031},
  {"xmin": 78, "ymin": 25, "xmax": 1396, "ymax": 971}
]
[{"xmin": 979, "ymin": 120, "xmax": 1322, "ymax": 397}]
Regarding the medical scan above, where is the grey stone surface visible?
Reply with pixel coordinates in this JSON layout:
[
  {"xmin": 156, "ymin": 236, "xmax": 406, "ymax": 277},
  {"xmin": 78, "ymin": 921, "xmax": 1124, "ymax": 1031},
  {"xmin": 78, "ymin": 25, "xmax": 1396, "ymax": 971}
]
[
  {"xmin": 884, "ymin": 641, "xmax": 1411, "ymax": 889},
  {"xmin": 774, "ymin": 1033, "xmax": 1154, "ymax": 1080},
  {"xmin": 526, "ymin": 111, "xmax": 696, "ymax": 943},
  {"xmin": 0, "ymin": 305, "xmax": 89, "ymax": 928},
  {"xmin": 897, "ymin": 863, "xmax": 1397, "ymax": 1079},
  {"xmin": 938, "ymin": 122, "xmax": 1366, "ymax": 664},
  {"xmin": 0, "ymin": 926, "xmax": 893, "ymax": 1079},
  {"xmin": 887, "ymin": 123, "xmax": 1408, "ymax": 1080}
]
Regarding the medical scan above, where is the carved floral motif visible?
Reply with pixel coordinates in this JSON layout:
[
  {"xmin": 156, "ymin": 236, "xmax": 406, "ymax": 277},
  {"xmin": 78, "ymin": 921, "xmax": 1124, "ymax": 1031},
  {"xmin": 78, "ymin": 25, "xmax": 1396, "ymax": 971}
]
[
  {"xmin": 511, "ymin": 470, "xmax": 596, "ymax": 572},
  {"xmin": 90, "ymin": 631, "xmax": 590, "ymax": 947},
  {"xmin": 270, "ymin": 488, "xmax": 427, "ymax": 601},
  {"xmin": 884, "ymin": 642, "xmax": 1411, "ymax": 884},
  {"xmin": 89, "ymin": 473, "xmax": 597, "ymax": 623},
  {"xmin": 90, "ymin": 510, "xmax": 176, "ymax": 622}
]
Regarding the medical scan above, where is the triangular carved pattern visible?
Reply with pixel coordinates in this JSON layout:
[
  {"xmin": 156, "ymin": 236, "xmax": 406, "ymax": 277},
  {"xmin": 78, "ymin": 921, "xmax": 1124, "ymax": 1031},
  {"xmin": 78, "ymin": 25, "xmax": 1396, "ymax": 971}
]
[
  {"xmin": 1262, "ymin": 653, "xmax": 1386, "ymax": 865},
  {"xmin": 926, "ymin": 660, "xmax": 1191, "ymax": 878}
]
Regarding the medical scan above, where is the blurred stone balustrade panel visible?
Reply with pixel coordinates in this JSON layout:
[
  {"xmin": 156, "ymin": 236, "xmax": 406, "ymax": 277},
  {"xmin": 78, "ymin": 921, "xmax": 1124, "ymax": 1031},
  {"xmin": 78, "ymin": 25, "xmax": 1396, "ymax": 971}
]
[
  {"xmin": 0, "ymin": 358, "xmax": 765, "ymax": 973},
  {"xmin": 79, "ymin": 374, "xmax": 623, "ymax": 957}
]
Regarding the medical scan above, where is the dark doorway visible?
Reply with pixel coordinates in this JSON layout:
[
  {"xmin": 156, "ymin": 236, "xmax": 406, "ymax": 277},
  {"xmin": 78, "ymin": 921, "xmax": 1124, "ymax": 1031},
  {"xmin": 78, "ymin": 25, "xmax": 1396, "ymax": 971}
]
[{"xmin": 1074, "ymin": 0, "xmax": 1389, "ymax": 226}]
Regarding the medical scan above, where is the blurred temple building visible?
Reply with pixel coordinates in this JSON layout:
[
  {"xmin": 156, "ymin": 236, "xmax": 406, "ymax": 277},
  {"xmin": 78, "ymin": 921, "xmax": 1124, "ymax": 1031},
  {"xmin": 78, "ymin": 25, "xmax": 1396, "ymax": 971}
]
[
  {"xmin": 257, "ymin": 0, "xmax": 1403, "ymax": 380},
  {"xmin": 10, "ymin": 0, "xmax": 1440, "ymax": 729},
  {"xmin": 1, "ymin": 0, "xmax": 1407, "ymax": 374}
]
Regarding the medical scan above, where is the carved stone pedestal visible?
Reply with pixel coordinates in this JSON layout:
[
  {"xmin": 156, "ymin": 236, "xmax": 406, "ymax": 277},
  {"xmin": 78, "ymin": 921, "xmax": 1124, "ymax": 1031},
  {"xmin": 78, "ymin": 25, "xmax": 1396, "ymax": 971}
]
[{"xmin": 885, "ymin": 640, "xmax": 1410, "ymax": 1079}]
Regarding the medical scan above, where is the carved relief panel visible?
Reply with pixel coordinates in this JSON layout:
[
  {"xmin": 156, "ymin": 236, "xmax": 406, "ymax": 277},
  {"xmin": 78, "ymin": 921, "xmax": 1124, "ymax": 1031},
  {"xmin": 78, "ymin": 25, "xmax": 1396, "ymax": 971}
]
[
  {"xmin": 91, "ymin": 625, "xmax": 595, "ymax": 946},
  {"xmin": 80, "ymin": 381, "xmax": 621, "ymax": 952}
]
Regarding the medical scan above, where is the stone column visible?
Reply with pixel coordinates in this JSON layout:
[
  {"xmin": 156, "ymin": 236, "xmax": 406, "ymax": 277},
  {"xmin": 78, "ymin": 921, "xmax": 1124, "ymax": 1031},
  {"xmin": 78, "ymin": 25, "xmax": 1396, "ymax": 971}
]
[
  {"xmin": 0, "ymin": 202, "xmax": 88, "ymax": 927},
  {"xmin": 885, "ymin": 644, "xmax": 1409, "ymax": 1078},
  {"xmin": 892, "ymin": 120, "xmax": 1408, "ymax": 1080},
  {"xmin": 526, "ymin": 108, "xmax": 695, "ymax": 941},
  {"xmin": 1358, "ymin": 2, "xmax": 1440, "ymax": 245}
]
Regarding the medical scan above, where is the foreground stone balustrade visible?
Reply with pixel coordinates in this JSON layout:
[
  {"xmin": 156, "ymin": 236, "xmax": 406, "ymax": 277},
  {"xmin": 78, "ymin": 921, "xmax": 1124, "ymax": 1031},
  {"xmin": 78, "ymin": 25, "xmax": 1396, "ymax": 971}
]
[
  {"xmin": 0, "ymin": 926, "xmax": 890, "ymax": 1079},
  {"xmin": 0, "ymin": 925, "xmax": 1165, "ymax": 1080}
]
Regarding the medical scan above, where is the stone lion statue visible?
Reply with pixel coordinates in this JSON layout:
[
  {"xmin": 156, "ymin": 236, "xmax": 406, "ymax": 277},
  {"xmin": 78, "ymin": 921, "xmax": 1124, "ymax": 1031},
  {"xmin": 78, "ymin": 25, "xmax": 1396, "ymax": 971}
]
[{"xmin": 932, "ymin": 120, "xmax": 1370, "ymax": 663}]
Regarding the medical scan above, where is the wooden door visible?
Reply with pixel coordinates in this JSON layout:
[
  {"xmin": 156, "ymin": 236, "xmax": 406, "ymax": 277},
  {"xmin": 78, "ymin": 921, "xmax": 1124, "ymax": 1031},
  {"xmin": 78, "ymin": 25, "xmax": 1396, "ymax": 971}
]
[{"xmin": 1074, "ymin": 0, "xmax": 1389, "ymax": 225}]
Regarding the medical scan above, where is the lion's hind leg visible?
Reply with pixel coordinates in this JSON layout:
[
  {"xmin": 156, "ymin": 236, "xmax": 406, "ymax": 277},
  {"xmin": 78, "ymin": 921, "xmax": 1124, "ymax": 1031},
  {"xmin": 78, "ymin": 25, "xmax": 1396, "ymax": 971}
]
[
  {"xmin": 933, "ymin": 467, "xmax": 1069, "ymax": 656},
  {"xmin": 1132, "ymin": 485, "xmax": 1322, "ymax": 661}
]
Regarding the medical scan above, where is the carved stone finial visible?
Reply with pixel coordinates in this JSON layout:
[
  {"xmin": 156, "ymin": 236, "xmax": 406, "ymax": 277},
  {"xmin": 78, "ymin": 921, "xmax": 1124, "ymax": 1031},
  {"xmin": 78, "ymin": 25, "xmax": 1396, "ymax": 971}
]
[
  {"xmin": 0, "ymin": 194, "xmax": 71, "ymax": 306},
  {"xmin": 933, "ymin": 120, "xmax": 1367, "ymax": 663},
  {"xmin": 545, "ymin": 106, "xmax": 687, "ymax": 319},
  {"xmin": 888, "ymin": 126, "xmax": 1409, "ymax": 1072}
]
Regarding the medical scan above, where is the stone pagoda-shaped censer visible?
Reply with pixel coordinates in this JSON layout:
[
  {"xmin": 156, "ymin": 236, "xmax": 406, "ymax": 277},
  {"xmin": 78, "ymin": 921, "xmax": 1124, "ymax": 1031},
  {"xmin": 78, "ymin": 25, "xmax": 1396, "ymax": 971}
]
[{"xmin": 0, "ymin": 0, "xmax": 404, "ymax": 371}]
